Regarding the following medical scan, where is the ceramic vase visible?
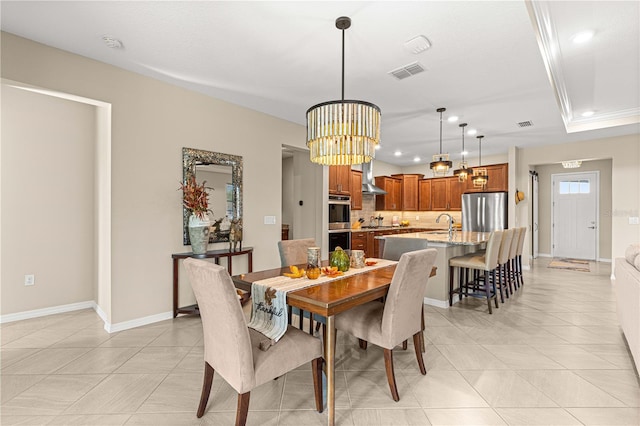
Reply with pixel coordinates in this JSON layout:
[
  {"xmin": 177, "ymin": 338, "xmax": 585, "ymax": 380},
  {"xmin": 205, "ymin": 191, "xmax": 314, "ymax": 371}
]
[{"xmin": 188, "ymin": 214, "xmax": 211, "ymax": 254}]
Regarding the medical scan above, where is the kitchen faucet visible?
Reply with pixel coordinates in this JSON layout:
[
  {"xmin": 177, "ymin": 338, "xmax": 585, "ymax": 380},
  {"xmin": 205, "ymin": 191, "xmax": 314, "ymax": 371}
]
[{"xmin": 436, "ymin": 213, "xmax": 455, "ymax": 237}]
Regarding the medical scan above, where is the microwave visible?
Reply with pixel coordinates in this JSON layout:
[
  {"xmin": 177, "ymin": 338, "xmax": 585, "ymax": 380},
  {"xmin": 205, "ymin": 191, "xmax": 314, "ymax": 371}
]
[{"xmin": 328, "ymin": 195, "xmax": 351, "ymax": 230}]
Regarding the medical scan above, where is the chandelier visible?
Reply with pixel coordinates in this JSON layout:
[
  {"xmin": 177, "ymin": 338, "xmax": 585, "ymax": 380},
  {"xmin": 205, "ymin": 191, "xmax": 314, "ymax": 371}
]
[
  {"xmin": 306, "ymin": 17, "xmax": 381, "ymax": 166},
  {"xmin": 453, "ymin": 122, "xmax": 469, "ymax": 182},
  {"xmin": 472, "ymin": 135, "xmax": 489, "ymax": 188},
  {"xmin": 430, "ymin": 107, "xmax": 452, "ymax": 176}
]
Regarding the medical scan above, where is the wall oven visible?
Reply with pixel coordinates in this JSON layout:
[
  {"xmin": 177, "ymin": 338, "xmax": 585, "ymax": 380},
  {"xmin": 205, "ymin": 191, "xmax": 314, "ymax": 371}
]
[{"xmin": 329, "ymin": 195, "xmax": 351, "ymax": 251}]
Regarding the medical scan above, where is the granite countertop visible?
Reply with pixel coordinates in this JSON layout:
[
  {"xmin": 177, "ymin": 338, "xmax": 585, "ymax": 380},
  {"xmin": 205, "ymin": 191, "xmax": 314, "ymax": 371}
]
[
  {"xmin": 352, "ymin": 226, "xmax": 444, "ymax": 231},
  {"xmin": 379, "ymin": 231, "xmax": 491, "ymax": 246}
]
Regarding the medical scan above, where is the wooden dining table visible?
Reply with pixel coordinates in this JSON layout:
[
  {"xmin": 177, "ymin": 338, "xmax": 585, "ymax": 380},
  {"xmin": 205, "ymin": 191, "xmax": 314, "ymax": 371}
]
[{"xmin": 232, "ymin": 263, "xmax": 436, "ymax": 426}]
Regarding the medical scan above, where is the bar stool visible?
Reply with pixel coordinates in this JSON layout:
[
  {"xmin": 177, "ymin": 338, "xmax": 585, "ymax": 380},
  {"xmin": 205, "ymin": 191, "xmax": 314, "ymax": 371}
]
[
  {"xmin": 507, "ymin": 228, "xmax": 522, "ymax": 293},
  {"xmin": 448, "ymin": 230, "xmax": 503, "ymax": 314},
  {"xmin": 496, "ymin": 228, "xmax": 515, "ymax": 302},
  {"xmin": 515, "ymin": 227, "xmax": 527, "ymax": 288}
]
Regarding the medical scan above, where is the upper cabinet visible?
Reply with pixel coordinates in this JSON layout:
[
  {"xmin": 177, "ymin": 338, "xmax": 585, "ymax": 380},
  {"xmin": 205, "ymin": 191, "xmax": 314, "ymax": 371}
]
[
  {"xmin": 418, "ymin": 179, "xmax": 432, "ymax": 211},
  {"xmin": 392, "ymin": 174, "xmax": 424, "ymax": 211},
  {"xmin": 350, "ymin": 169, "xmax": 363, "ymax": 210},
  {"xmin": 375, "ymin": 176, "xmax": 402, "ymax": 210},
  {"xmin": 430, "ymin": 177, "xmax": 463, "ymax": 211},
  {"xmin": 465, "ymin": 163, "xmax": 508, "ymax": 193},
  {"xmin": 329, "ymin": 165, "xmax": 351, "ymax": 195}
]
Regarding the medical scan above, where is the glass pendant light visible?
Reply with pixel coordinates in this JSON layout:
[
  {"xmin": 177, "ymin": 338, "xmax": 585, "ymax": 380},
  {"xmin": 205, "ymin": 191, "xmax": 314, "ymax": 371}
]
[
  {"xmin": 453, "ymin": 122, "xmax": 469, "ymax": 182},
  {"xmin": 306, "ymin": 17, "xmax": 381, "ymax": 166},
  {"xmin": 472, "ymin": 135, "xmax": 489, "ymax": 188},
  {"xmin": 430, "ymin": 107, "xmax": 452, "ymax": 176}
]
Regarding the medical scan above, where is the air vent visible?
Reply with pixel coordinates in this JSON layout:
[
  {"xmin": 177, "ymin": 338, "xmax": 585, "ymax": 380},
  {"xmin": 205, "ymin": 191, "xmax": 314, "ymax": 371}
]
[
  {"xmin": 389, "ymin": 62, "xmax": 425, "ymax": 80},
  {"xmin": 517, "ymin": 120, "xmax": 533, "ymax": 127}
]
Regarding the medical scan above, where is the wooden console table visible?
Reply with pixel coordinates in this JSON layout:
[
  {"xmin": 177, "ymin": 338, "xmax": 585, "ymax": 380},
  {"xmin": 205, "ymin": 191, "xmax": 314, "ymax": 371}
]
[{"xmin": 172, "ymin": 247, "xmax": 253, "ymax": 317}]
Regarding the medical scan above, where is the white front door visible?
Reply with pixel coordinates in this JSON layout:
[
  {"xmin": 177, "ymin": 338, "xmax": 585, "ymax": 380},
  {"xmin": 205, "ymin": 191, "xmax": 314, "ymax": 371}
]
[{"xmin": 552, "ymin": 172, "xmax": 598, "ymax": 260}]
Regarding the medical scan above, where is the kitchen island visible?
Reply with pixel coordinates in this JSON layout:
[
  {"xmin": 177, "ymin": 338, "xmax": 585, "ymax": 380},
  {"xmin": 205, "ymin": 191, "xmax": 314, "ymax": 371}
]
[{"xmin": 379, "ymin": 231, "xmax": 491, "ymax": 307}]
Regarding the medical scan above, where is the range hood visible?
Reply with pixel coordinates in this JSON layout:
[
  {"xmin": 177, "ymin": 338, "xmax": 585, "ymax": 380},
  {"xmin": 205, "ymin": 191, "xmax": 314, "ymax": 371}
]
[{"xmin": 361, "ymin": 161, "xmax": 387, "ymax": 195}]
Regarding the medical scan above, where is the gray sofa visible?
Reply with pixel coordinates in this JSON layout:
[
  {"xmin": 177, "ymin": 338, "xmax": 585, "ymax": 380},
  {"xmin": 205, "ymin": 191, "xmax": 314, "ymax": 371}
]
[{"xmin": 613, "ymin": 244, "xmax": 640, "ymax": 373}]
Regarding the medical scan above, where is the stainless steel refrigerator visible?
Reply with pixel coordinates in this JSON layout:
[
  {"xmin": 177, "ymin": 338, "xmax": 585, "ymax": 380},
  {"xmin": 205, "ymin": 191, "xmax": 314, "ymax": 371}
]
[{"xmin": 462, "ymin": 192, "xmax": 508, "ymax": 232}]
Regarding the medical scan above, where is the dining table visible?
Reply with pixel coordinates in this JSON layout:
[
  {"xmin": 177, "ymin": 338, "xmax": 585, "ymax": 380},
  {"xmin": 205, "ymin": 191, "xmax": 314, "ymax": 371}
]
[{"xmin": 232, "ymin": 261, "xmax": 436, "ymax": 426}]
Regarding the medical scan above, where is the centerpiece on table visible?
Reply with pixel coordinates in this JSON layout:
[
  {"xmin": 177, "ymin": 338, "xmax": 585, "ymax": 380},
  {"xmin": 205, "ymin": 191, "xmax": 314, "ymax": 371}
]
[{"xmin": 180, "ymin": 176, "xmax": 213, "ymax": 254}]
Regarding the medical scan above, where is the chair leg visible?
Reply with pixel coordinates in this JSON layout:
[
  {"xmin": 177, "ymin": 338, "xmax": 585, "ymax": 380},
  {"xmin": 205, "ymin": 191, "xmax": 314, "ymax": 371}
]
[
  {"xmin": 402, "ymin": 340, "xmax": 408, "ymax": 350},
  {"xmin": 412, "ymin": 332, "xmax": 426, "ymax": 375},
  {"xmin": 421, "ymin": 305, "xmax": 426, "ymax": 353},
  {"xmin": 484, "ymin": 272, "xmax": 493, "ymax": 315},
  {"xmin": 311, "ymin": 357, "xmax": 323, "ymax": 413},
  {"xmin": 383, "ymin": 348, "xmax": 400, "ymax": 402},
  {"xmin": 358, "ymin": 339, "xmax": 368, "ymax": 350},
  {"xmin": 492, "ymin": 269, "xmax": 499, "ymax": 309},
  {"xmin": 197, "ymin": 362, "xmax": 214, "ymax": 418},
  {"xmin": 449, "ymin": 265, "xmax": 455, "ymax": 306},
  {"xmin": 235, "ymin": 392, "xmax": 250, "ymax": 426}
]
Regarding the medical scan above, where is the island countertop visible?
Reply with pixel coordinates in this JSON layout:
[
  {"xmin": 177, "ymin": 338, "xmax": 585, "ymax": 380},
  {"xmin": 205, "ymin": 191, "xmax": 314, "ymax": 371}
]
[{"xmin": 378, "ymin": 231, "xmax": 491, "ymax": 246}]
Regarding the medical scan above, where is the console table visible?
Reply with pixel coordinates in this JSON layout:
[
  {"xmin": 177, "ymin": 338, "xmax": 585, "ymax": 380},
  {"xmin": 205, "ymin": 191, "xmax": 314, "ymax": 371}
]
[{"xmin": 172, "ymin": 247, "xmax": 253, "ymax": 317}]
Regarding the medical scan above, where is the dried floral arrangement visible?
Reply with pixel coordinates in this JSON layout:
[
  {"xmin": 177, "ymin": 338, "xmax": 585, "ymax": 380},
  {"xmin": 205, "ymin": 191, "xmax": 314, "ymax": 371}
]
[{"xmin": 179, "ymin": 176, "xmax": 213, "ymax": 220}]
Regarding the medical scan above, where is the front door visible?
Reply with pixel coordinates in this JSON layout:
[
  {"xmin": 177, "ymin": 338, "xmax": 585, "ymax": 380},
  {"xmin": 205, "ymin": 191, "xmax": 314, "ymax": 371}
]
[{"xmin": 552, "ymin": 172, "xmax": 598, "ymax": 260}]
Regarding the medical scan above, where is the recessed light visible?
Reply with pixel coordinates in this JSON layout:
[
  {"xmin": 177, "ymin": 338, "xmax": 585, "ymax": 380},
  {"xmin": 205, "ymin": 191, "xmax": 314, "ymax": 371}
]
[
  {"xmin": 413, "ymin": 156, "xmax": 421, "ymax": 162},
  {"xmin": 375, "ymin": 144, "xmax": 381, "ymax": 150},
  {"xmin": 394, "ymin": 151, "xmax": 402, "ymax": 157},
  {"xmin": 581, "ymin": 110, "xmax": 595, "ymax": 117},
  {"xmin": 571, "ymin": 30, "xmax": 594, "ymax": 44},
  {"xmin": 467, "ymin": 129, "xmax": 477, "ymax": 136},
  {"xmin": 448, "ymin": 116, "xmax": 459, "ymax": 123},
  {"xmin": 461, "ymin": 150, "xmax": 469, "ymax": 156},
  {"xmin": 102, "ymin": 35, "xmax": 123, "ymax": 49}
]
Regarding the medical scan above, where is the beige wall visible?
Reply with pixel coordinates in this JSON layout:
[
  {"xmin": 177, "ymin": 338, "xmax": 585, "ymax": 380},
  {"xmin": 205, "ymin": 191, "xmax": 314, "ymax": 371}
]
[
  {"xmin": 515, "ymin": 134, "xmax": 640, "ymax": 265},
  {"xmin": 535, "ymin": 159, "xmax": 612, "ymax": 259},
  {"xmin": 1, "ymin": 85, "xmax": 96, "ymax": 313},
  {"xmin": 1, "ymin": 32, "xmax": 307, "ymax": 323}
]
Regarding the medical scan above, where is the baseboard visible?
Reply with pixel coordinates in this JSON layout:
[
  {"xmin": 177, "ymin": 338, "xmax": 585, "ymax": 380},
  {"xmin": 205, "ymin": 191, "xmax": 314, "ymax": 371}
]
[
  {"xmin": 598, "ymin": 258, "xmax": 612, "ymax": 263},
  {"xmin": 0, "ymin": 300, "xmax": 95, "ymax": 324},
  {"xmin": 423, "ymin": 295, "xmax": 458, "ymax": 309},
  {"xmin": 537, "ymin": 253, "xmax": 552, "ymax": 258},
  {"xmin": 105, "ymin": 311, "xmax": 173, "ymax": 333}
]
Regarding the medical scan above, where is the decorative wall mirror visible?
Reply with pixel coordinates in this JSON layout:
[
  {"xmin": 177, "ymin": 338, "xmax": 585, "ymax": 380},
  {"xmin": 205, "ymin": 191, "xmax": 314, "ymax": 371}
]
[{"xmin": 182, "ymin": 147, "xmax": 243, "ymax": 245}]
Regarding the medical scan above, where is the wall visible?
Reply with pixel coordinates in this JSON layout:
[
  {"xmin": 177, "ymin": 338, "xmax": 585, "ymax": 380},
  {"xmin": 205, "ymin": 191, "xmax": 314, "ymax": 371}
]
[
  {"xmin": 281, "ymin": 156, "xmax": 294, "ymax": 236},
  {"xmin": 1, "ymin": 85, "xmax": 96, "ymax": 313},
  {"xmin": 290, "ymin": 150, "xmax": 323, "ymax": 242},
  {"xmin": 514, "ymin": 134, "xmax": 640, "ymax": 266},
  {"xmin": 535, "ymin": 159, "xmax": 612, "ymax": 259},
  {"xmin": 1, "ymin": 32, "xmax": 308, "ymax": 324}
]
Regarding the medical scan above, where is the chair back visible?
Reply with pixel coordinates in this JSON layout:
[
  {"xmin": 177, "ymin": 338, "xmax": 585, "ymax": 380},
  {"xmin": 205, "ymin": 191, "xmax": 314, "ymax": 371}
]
[
  {"xmin": 380, "ymin": 248, "xmax": 438, "ymax": 348},
  {"xmin": 184, "ymin": 258, "xmax": 255, "ymax": 393},
  {"xmin": 382, "ymin": 238, "xmax": 429, "ymax": 261},
  {"xmin": 277, "ymin": 238, "xmax": 317, "ymax": 266},
  {"xmin": 497, "ymin": 228, "xmax": 515, "ymax": 265},
  {"xmin": 516, "ymin": 227, "xmax": 527, "ymax": 256},
  {"xmin": 508, "ymin": 228, "xmax": 521, "ymax": 260},
  {"xmin": 483, "ymin": 230, "xmax": 504, "ymax": 271}
]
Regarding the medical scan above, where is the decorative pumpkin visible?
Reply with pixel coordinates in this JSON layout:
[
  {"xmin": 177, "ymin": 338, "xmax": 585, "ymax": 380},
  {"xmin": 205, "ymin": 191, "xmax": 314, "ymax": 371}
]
[{"xmin": 330, "ymin": 246, "xmax": 350, "ymax": 272}]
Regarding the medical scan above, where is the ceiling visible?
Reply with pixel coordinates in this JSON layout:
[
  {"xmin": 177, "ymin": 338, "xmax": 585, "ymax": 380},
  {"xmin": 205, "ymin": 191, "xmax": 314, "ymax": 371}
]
[{"xmin": 2, "ymin": 1, "xmax": 638, "ymax": 166}]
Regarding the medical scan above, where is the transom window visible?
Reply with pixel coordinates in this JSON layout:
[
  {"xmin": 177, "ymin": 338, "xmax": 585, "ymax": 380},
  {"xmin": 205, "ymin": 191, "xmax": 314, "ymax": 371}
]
[{"xmin": 559, "ymin": 179, "xmax": 590, "ymax": 194}]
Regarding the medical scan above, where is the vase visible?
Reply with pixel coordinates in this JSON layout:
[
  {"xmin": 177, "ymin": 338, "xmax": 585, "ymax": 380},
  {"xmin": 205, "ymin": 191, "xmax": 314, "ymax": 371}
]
[{"xmin": 188, "ymin": 214, "xmax": 211, "ymax": 255}]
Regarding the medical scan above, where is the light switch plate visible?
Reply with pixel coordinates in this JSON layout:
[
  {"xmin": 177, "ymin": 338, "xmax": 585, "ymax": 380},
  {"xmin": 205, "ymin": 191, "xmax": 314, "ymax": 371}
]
[
  {"xmin": 629, "ymin": 217, "xmax": 639, "ymax": 225},
  {"xmin": 264, "ymin": 215, "xmax": 276, "ymax": 225}
]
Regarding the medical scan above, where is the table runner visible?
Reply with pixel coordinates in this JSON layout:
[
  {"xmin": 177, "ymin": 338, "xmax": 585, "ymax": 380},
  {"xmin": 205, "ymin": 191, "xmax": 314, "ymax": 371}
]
[{"xmin": 248, "ymin": 258, "xmax": 397, "ymax": 348}]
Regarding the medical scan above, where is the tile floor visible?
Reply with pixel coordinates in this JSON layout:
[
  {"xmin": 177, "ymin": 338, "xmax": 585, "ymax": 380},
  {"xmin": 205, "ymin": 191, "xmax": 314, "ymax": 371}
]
[{"xmin": 2, "ymin": 258, "xmax": 639, "ymax": 425}]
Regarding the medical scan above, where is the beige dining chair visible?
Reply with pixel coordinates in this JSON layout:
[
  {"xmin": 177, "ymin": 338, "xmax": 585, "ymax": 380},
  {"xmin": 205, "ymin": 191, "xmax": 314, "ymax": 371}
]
[
  {"xmin": 334, "ymin": 248, "xmax": 438, "ymax": 402},
  {"xmin": 448, "ymin": 230, "xmax": 504, "ymax": 314},
  {"xmin": 183, "ymin": 258, "xmax": 324, "ymax": 425}
]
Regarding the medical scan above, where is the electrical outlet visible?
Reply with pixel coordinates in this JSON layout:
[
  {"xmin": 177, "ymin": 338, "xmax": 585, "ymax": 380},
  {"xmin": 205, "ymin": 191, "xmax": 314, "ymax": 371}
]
[
  {"xmin": 630, "ymin": 217, "xmax": 640, "ymax": 225},
  {"xmin": 24, "ymin": 274, "xmax": 35, "ymax": 286},
  {"xmin": 264, "ymin": 215, "xmax": 276, "ymax": 225},
  {"xmin": 415, "ymin": 216, "xmax": 420, "ymax": 220}
]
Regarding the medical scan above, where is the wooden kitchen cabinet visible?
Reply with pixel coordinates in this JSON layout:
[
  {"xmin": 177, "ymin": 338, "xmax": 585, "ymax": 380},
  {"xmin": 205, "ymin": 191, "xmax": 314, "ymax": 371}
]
[
  {"xmin": 431, "ymin": 177, "xmax": 463, "ymax": 211},
  {"xmin": 418, "ymin": 179, "xmax": 432, "ymax": 211},
  {"xmin": 465, "ymin": 163, "xmax": 508, "ymax": 193},
  {"xmin": 350, "ymin": 170, "xmax": 363, "ymax": 210},
  {"xmin": 374, "ymin": 176, "xmax": 402, "ymax": 210},
  {"xmin": 392, "ymin": 174, "xmax": 424, "ymax": 211},
  {"xmin": 329, "ymin": 165, "xmax": 351, "ymax": 195},
  {"xmin": 351, "ymin": 231, "xmax": 368, "ymax": 256}
]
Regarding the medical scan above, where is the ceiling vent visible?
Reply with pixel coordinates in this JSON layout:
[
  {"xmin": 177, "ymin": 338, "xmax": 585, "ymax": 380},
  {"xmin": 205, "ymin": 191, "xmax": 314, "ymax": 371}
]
[
  {"xmin": 389, "ymin": 62, "xmax": 425, "ymax": 80},
  {"xmin": 517, "ymin": 120, "xmax": 534, "ymax": 127}
]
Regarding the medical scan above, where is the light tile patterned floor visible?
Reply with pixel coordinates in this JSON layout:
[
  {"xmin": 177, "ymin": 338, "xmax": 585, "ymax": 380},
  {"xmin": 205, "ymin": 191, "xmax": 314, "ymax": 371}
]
[{"xmin": 2, "ymin": 258, "xmax": 639, "ymax": 425}]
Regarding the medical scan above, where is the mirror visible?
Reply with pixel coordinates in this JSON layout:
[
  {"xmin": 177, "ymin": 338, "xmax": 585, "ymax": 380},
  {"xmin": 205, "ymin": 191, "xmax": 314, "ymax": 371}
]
[{"xmin": 183, "ymin": 147, "xmax": 243, "ymax": 245}]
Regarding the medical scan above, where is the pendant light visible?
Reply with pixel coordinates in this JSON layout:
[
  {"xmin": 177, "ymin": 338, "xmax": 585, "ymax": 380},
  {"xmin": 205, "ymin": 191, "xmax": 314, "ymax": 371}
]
[
  {"xmin": 472, "ymin": 135, "xmax": 489, "ymax": 188},
  {"xmin": 430, "ymin": 107, "xmax": 452, "ymax": 176},
  {"xmin": 306, "ymin": 16, "xmax": 381, "ymax": 166},
  {"xmin": 453, "ymin": 122, "xmax": 469, "ymax": 182}
]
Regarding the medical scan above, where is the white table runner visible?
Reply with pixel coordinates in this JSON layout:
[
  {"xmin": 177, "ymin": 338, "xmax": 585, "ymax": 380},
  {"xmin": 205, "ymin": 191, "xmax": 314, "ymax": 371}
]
[{"xmin": 247, "ymin": 259, "xmax": 397, "ymax": 347}]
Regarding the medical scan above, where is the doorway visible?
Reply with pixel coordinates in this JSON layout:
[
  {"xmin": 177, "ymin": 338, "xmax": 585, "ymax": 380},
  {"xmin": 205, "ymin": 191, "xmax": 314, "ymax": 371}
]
[{"xmin": 551, "ymin": 171, "xmax": 599, "ymax": 260}]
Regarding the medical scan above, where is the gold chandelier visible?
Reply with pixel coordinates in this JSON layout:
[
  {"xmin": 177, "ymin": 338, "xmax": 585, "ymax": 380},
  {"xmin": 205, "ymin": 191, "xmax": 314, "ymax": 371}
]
[
  {"xmin": 306, "ymin": 17, "xmax": 381, "ymax": 166},
  {"xmin": 472, "ymin": 135, "xmax": 489, "ymax": 188},
  {"xmin": 430, "ymin": 107, "xmax": 452, "ymax": 176},
  {"xmin": 453, "ymin": 122, "xmax": 469, "ymax": 182}
]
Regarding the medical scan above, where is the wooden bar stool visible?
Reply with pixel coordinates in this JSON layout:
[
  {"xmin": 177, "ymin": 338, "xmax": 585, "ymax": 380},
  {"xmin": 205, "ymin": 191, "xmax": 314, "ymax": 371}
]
[
  {"xmin": 496, "ymin": 228, "xmax": 515, "ymax": 302},
  {"xmin": 448, "ymin": 230, "xmax": 503, "ymax": 314},
  {"xmin": 515, "ymin": 227, "xmax": 527, "ymax": 288},
  {"xmin": 507, "ymin": 228, "xmax": 522, "ymax": 293}
]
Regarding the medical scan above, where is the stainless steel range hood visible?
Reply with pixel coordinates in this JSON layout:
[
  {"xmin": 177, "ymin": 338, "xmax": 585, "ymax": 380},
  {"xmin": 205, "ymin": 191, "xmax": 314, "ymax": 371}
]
[{"xmin": 361, "ymin": 161, "xmax": 387, "ymax": 195}]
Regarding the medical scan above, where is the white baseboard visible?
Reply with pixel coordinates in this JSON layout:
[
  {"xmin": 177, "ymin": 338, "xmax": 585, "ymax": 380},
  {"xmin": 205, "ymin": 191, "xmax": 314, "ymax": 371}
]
[
  {"xmin": 105, "ymin": 311, "xmax": 173, "ymax": 333},
  {"xmin": 598, "ymin": 258, "xmax": 612, "ymax": 263},
  {"xmin": 423, "ymin": 295, "xmax": 458, "ymax": 309},
  {"xmin": 0, "ymin": 301, "xmax": 95, "ymax": 324},
  {"xmin": 537, "ymin": 253, "xmax": 552, "ymax": 258}
]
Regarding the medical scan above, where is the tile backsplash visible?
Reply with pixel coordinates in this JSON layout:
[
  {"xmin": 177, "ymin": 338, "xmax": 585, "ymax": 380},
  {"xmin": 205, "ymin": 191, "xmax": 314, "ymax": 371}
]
[{"xmin": 351, "ymin": 195, "xmax": 461, "ymax": 229}]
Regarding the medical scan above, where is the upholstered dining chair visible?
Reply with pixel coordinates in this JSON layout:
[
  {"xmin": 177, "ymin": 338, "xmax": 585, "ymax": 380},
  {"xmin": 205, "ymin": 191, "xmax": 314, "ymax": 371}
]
[
  {"xmin": 277, "ymin": 238, "xmax": 325, "ymax": 332},
  {"xmin": 183, "ymin": 258, "xmax": 323, "ymax": 425},
  {"xmin": 334, "ymin": 248, "xmax": 438, "ymax": 402}
]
